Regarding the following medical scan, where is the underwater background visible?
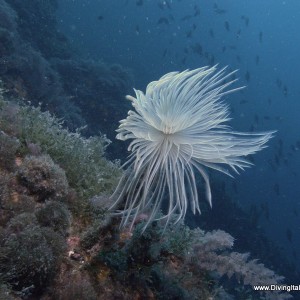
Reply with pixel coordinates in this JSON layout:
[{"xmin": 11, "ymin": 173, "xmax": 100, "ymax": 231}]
[
  {"xmin": 0, "ymin": 0, "xmax": 300, "ymax": 299},
  {"xmin": 57, "ymin": 0, "xmax": 300, "ymax": 270}
]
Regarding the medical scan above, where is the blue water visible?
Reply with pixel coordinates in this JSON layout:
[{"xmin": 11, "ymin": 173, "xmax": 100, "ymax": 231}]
[{"xmin": 57, "ymin": 0, "xmax": 300, "ymax": 273}]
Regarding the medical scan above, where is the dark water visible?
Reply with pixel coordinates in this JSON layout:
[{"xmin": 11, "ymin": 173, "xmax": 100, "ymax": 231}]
[{"xmin": 56, "ymin": 0, "xmax": 300, "ymax": 274}]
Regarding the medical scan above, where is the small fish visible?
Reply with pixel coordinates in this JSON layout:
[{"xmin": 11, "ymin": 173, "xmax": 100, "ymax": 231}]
[
  {"xmin": 249, "ymin": 204, "xmax": 260, "ymax": 227},
  {"xmin": 157, "ymin": 2, "xmax": 164, "ymax": 10},
  {"xmin": 292, "ymin": 250, "xmax": 297, "ymax": 259},
  {"xmin": 191, "ymin": 43, "xmax": 203, "ymax": 56},
  {"xmin": 230, "ymin": 73, "xmax": 237, "ymax": 81},
  {"xmin": 283, "ymin": 85, "xmax": 288, "ymax": 97},
  {"xmin": 245, "ymin": 71, "xmax": 250, "ymax": 82},
  {"xmin": 186, "ymin": 30, "xmax": 193, "ymax": 38},
  {"xmin": 276, "ymin": 78, "xmax": 282, "ymax": 88},
  {"xmin": 248, "ymin": 155, "xmax": 255, "ymax": 163},
  {"xmin": 255, "ymin": 55, "xmax": 260, "ymax": 65},
  {"xmin": 241, "ymin": 15, "xmax": 249, "ymax": 26},
  {"xmin": 277, "ymin": 145, "xmax": 283, "ymax": 157},
  {"xmin": 215, "ymin": 8, "xmax": 226, "ymax": 14},
  {"xmin": 274, "ymin": 183, "xmax": 280, "ymax": 195},
  {"xmin": 275, "ymin": 116, "xmax": 284, "ymax": 122},
  {"xmin": 181, "ymin": 15, "xmax": 193, "ymax": 21},
  {"xmin": 232, "ymin": 182, "xmax": 238, "ymax": 193},
  {"xmin": 261, "ymin": 202, "xmax": 270, "ymax": 221},
  {"xmin": 209, "ymin": 29, "xmax": 214, "ymax": 38},
  {"xmin": 221, "ymin": 181, "xmax": 226, "ymax": 193},
  {"xmin": 239, "ymin": 99, "xmax": 248, "ymax": 104},
  {"xmin": 290, "ymin": 144, "xmax": 298, "ymax": 152},
  {"xmin": 214, "ymin": 3, "xmax": 226, "ymax": 14},
  {"xmin": 136, "ymin": 0, "xmax": 143, "ymax": 6},
  {"xmin": 274, "ymin": 154, "xmax": 280, "ymax": 167},
  {"xmin": 157, "ymin": 17, "xmax": 169, "ymax": 25},
  {"xmin": 135, "ymin": 25, "xmax": 140, "ymax": 35},
  {"xmin": 169, "ymin": 14, "xmax": 175, "ymax": 22},
  {"xmin": 162, "ymin": 48, "xmax": 168, "ymax": 57},
  {"xmin": 268, "ymin": 159, "xmax": 276, "ymax": 171},
  {"xmin": 194, "ymin": 5, "xmax": 200, "ymax": 16},
  {"xmin": 165, "ymin": 0, "xmax": 172, "ymax": 10},
  {"xmin": 293, "ymin": 207, "xmax": 298, "ymax": 217},
  {"xmin": 259, "ymin": 31, "xmax": 263, "ymax": 43},
  {"xmin": 224, "ymin": 21, "xmax": 230, "ymax": 31},
  {"xmin": 97, "ymin": 15, "xmax": 104, "ymax": 21},
  {"xmin": 286, "ymin": 228, "xmax": 293, "ymax": 243}
]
